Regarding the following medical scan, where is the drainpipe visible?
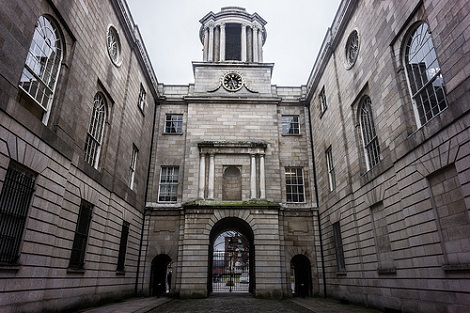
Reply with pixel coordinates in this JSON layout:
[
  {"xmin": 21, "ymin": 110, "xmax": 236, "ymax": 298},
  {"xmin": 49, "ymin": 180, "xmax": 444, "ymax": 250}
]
[{"xmin": 306, "ymin": 103, "xmax": 327, "ymax": 298}]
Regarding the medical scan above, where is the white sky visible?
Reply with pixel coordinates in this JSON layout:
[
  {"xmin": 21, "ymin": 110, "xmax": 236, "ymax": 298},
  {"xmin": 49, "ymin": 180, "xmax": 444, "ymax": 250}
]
[{"xmin": 127, "ymin": 0, "xmax": 342, "ymax": 86}]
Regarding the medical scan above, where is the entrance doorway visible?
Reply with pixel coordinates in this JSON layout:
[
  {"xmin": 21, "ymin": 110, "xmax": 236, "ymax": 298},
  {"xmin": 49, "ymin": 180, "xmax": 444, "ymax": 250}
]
[
  {"xmin": 290, "ymin": 254, "xmax": 312, "ymax": 297},
  {"xmin": 150, "ymin": 254, "xmax": 172, "ymax": 296},
  {"xmin": 208, "ymin": 217, "xmax": 254, "ymax": 295}
]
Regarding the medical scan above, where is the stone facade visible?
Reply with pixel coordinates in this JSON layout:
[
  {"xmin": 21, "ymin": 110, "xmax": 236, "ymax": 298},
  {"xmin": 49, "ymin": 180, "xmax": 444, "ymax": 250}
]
[
  {"xmin": 0, "ymin": 0, "xmax": 157, "ymax": 312},
  {"xmin": 306, "ymin": 0, "xmax": 470, "ymax": 312},
  {"xmin": 0, "ymin": 0, "xmax": 469, "ymax": 312}
]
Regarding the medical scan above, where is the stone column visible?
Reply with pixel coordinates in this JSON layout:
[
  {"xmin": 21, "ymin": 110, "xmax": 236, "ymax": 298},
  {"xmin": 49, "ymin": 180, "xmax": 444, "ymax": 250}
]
[
  {"xmin": 198, "ymin": 153, "xmax": 206, "ymax": 199},
  {"xmin": 219, "ymin": 23, "xmax": 225, "ymax": 62},
  {"xmin": 208, "ymin": 154, "xmax": 215, "ymax": 199},
  {"xmin": 258, "ymin": 29, "xmax": 263, "ymax": 62},
  {"xmin": 259, "ymin": 154, "xmax": 266, "ymax": 199},
  {"xmin": 203, "ymin": 27, "xmax": 209, "ymax": 62},
  {"xmin": 208, "ymin": 24, "xmax": 214, "ymax": 62},
  {"xmin": 252, "ymin": 27, "xmax": 259, "ymax": 63},
  {"xmin": 241, "ymin": 24, "xmax": 247, "ymax": 62},
  {"xmin": 250, "ymin": 154, "xmax": 257, "ymax": 199}
]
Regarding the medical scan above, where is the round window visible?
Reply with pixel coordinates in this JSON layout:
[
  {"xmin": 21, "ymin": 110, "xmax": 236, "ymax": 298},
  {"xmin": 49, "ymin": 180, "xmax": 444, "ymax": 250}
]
[
  {"xmin": 345, "ymin": 30, "xmax": 359, "ymax": 69},
  {"xmin": 107, "ymin": 26, "xmax": 122, "ymax": 66}
]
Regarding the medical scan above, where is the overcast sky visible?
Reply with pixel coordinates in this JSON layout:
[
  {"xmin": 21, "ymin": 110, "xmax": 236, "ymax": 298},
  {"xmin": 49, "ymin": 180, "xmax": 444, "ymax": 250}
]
[{"xmin": 127, "ymin": 0, "xmax": 342, "ymax": 86}]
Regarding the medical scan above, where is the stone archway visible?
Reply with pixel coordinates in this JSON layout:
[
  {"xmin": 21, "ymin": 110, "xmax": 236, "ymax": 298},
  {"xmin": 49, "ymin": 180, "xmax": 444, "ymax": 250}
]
[
  {"xmin": 150, "ymin": 254, "xmax": 172, "ymax": 296},
  {"xmin": 208, "ymin": 217, "xmax": 255, "ymax": 295},
  {"xmin": 290, "ymin": 254, "xmax": 312, "ymax": 297}
]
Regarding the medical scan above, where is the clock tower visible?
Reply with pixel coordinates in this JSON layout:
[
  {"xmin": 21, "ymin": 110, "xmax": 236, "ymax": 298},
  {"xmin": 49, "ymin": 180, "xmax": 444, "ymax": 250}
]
[{"xmin": 192, "ymin": 6, "xmax": 275, "ymax": 96}]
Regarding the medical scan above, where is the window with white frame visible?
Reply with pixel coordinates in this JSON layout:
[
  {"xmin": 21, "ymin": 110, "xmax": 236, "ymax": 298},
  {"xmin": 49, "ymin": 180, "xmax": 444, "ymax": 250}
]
[
  {"xmin": 285, "ymin": 167, "xmax": 305, "ymax": 203},
  {"xmin": 281, "ymin": 115, "xmax": 300, "ymax": 135},
  {"xmin": 404, "ymin": 22, "xmax": 447, "ymax": 127},
  {"xmin": 84, "ymin": 93, "xmax": 107, "ymax": 168},
  {"xmin": 164, "ymin": 114, "xmax": 183, "ymax": 134},
  {"xmin": 319, "ymin": 87, "xmax": 327, "ymax": 114},
  {"xmin": 0, "ymin": 162, "xmax": 36, "ymax": 264},
  {"xmin": 137, "ymin": 83, "xmax": 146, "ymax": 112},
  {"xmin": 158, "ymin": 167, "xmax": 179, "ymax": 202},
  {"xmin": 19, "ymin": 15, "xmax": 63, "ymax": 124},
  {"xmin": 128, "ymin": 145, "xmax": 138, "ymax": 189},
  {"xmin": 326, "ymin": 146, "xmax": 335, "ymax": 191},
  {"xmin": 359, "ymin": 96, "xmax": 380, "ymax": 170}
]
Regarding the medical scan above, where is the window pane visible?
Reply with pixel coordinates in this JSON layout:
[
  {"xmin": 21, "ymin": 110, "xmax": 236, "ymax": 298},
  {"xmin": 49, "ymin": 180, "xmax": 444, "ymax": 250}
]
[
  {"xmin": 19, "ymin": 16, "xmax": 63, "ymax": 117},
  {"xmin": 360, "ymin": 97, "xmax": 380, "ymax": 170},
  {"xmin": 164, "ymin": 115, "xmax": 183, "ymax": 133},
  {"xmin": 405, "ymin": 22, "xmax": 447, "ymax": 127},
  {"xmin": 282, "ymin": 115, "xmax": 300, "ymax": 135},
  {"xmin": 85, "ymin": 93, "xmax": 107, "ymax": 167},
  {"xmin": 158, "ymin": 167, "xmax": 179, "ymax": 202},
  {"xmin": 285, "ymin": 167, "xmax": 305, "ymax": 203}
]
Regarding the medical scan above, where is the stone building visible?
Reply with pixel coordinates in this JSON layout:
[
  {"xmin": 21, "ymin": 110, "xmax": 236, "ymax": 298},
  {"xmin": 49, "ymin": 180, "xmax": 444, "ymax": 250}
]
[
  {"xmin": 0, "ymin": 0, "xmax": 469, "ymax": 312},
  {"xmin": 0, "ymin": 1, "xmax": 158, "ymax": 312}
]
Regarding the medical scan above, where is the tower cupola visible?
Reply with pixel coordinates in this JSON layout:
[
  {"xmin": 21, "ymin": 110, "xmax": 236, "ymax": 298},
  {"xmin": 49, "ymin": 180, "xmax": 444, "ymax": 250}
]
[{"xmin": 199, "ymin": 7, "xmax": 267, "ymax": 63}]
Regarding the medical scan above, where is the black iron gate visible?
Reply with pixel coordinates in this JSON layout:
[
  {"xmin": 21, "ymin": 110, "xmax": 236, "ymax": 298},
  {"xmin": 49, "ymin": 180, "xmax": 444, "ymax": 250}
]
[{"xmin": 212, "ymin": 232, "xmax": 250, "ymax": 293}]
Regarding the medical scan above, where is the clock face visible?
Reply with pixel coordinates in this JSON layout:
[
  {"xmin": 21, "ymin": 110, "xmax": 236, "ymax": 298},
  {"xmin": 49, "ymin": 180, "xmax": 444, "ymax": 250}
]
[{"xmin": 223, "ymin": 73, "xmax": 243, "ymax": 91}]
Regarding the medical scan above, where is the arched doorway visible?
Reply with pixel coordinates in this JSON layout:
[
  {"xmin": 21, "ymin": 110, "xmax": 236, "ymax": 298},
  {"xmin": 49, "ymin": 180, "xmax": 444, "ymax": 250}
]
[
  {"xmin": 150, "ymin": 254, "xmax": 172, "ymax": 297},
  {"xmin": 291, "ymin": 255, "xmax": 312, "ymax": 297},
  {"xmin": 208, "ymin": 217, "xmax": 254, "ymax": 295}
]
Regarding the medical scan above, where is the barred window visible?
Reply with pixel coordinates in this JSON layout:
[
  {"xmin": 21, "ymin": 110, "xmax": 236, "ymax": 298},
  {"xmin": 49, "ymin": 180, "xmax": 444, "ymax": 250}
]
[
  {"xmin": 404, "ymin": 22, "xmax": 447, "ymax": 127},
  {"xmin": 333, "ymin": 222, "xmax": 346, "ymax": 272},
  {"xmin": 326, "ymin": 147, "xmax": 335, "ymax": 191},
  {"xmin": 359, "ymin": 96, "xmax": 380, "ymax": 170},
  {"xmin": 117, "ymin": 221, "xmax": 130, "ymax": 271},
  {"xmin": 164, "ymin": 114, "xmax": 183, "ymax": 134},
  {"xmin": 19, "ymin": 15, "xmax": 63, "ymax": 124},
  {"xmin": 128, "ymin": 145, "xmax": 138, "ymax": 190},
  {"xmin": 84, "ymin": 93, "xmax": 107, "ymax": 168},
  {"xmin": 158, "ymin": 167, "xmax": 179, "ymax": 202},
  {"xmin": 281, "ymin": 115, "xmax": 300, "ymax": 135},
  {"xmin": 69, "ymin": 201, "xmax": 93, "ymax": 269},
  {"xmin": 285, "ymin": 167, "xmax": 305, "ymax": 203},
  {"xmin": 0, "ymin": 163, "xmax": 35, "ymax": 264}
]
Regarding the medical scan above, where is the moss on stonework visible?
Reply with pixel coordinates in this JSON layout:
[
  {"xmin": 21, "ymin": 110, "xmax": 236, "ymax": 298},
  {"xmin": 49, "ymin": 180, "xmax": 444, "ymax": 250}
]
[{"xmin": 183, "ymin": 199, "xmax": 280, "ymax": 208}]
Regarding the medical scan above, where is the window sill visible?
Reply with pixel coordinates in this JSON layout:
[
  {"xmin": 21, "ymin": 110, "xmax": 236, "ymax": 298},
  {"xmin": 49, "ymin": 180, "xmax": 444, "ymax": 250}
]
[
  {"xmin": 0, "ymin": 264, "xmax": 21, "ymax": 272},
  {"xmin": 377, "ymin": 267, "xmax": 397, "ymax": 275},
  {"xmin": 336, "ymin": 270, "xmax": 347, "ymax": 276},
  {"xmin": 67, "ymin": 267, "xmax": 86, "ymax": 274},
  {"xmin": 442, "ymin": 263, "xmax": 470, "ymax": 272},
  {"xmin": 116, "ymin": 270, "xmax": 126, "ymax": 275},
  {"xmin": 281, "ymin": 133, "xmax": 301, "ymax": 136}
]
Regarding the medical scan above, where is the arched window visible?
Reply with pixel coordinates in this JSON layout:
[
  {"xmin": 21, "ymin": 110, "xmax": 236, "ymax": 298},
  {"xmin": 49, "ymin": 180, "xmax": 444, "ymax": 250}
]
[
  {"xmin": 19, "ymin": 15, "xmax": 63, "ymax": 125},
  {"xmin": 359, "ymin": 96, "xmax": 380, "ymax": 170},
  {"xmin": 84, "ymin": 93, "xmax": 107, "ymax": 168},
  {"xmin": 404, "ymin": 22, "xmax": 447, "ymax": 127}
]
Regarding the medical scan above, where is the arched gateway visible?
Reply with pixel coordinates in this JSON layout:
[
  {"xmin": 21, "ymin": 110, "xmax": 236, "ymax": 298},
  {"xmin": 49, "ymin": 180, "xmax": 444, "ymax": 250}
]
[{"xmin": 209, "ymin": 217, "xmax": 254, "ymax": 294}]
